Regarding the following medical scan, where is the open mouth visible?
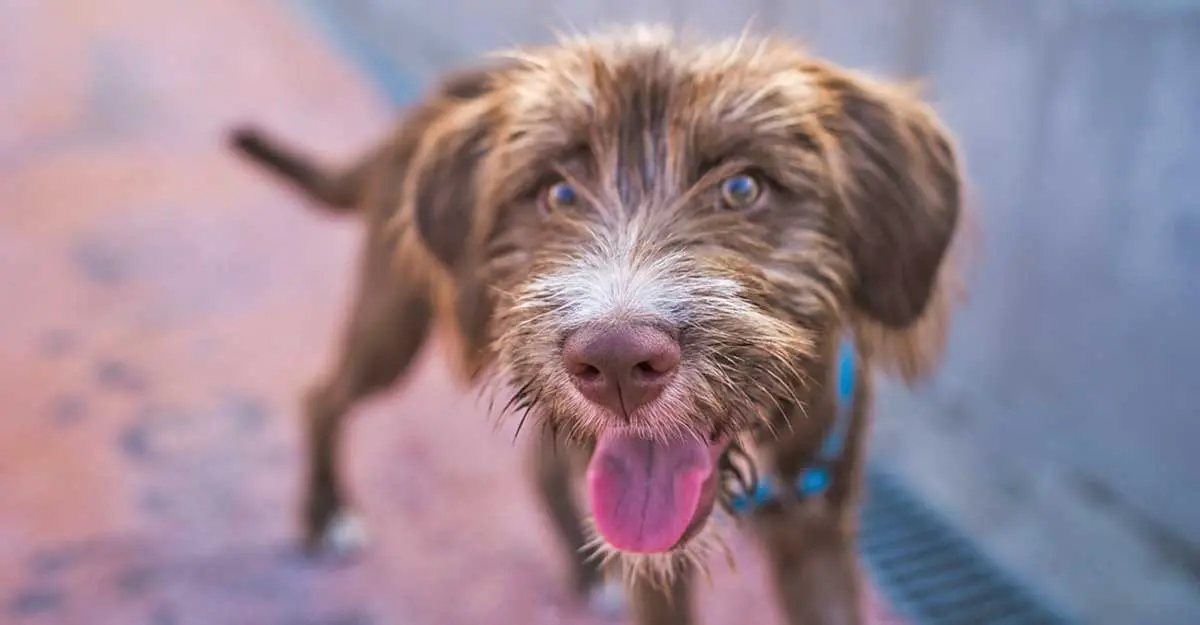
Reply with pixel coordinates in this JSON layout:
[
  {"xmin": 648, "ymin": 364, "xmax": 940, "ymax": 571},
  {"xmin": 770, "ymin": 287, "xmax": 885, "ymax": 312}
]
[{"xmin": 585, "ymin": 430, "xmax": 730, "ymax": 554}]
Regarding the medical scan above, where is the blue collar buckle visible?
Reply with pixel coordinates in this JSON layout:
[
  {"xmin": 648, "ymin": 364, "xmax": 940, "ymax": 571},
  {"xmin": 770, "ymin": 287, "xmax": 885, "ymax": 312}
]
[{"xmin": 727, "ymin": 335, "xmax": 857, "ymax": 515}]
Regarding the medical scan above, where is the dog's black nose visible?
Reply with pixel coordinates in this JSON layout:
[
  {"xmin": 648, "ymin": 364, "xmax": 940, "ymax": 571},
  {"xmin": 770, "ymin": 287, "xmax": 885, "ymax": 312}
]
[{"xmin": 563, "ymin": 323, "xmax": 681, "ymax": 417}]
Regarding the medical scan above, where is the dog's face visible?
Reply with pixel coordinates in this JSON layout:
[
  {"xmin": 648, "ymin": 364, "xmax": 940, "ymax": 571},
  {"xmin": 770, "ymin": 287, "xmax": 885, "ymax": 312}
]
[{"xmin": 405, "ymin": 27, "xmax": 961, "ymax": 567}]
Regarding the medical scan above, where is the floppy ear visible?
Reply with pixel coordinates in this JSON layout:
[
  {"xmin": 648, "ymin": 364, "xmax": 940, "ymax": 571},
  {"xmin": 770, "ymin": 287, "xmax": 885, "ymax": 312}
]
[
  {"xmin": 821, "ymin": 70, "xmax": 963, "ymax": 329},
  {"xmin": 402, "ymin": 65, "xmax": 505, "ymax": 270}
]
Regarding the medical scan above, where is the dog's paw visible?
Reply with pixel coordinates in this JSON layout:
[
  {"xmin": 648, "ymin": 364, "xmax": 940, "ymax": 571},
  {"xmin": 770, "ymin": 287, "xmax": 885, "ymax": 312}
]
[
  {"xmin": 314, "ymin": 509, "xmax": 369, "ymax": 559},
  {"xmin": 586, "ymin": 578, "xmax": 627, "ymax": 620}
]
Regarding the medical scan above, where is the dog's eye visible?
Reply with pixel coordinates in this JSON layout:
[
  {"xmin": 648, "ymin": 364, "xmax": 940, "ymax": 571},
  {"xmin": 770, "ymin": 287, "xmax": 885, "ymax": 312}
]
[
  {"xmin": 541, "ymin": 181, "xmax": 579, "ymax": 212},
  {"xmin": 719, "ymin": 174, "xmax": 761, "ymax": 209}
]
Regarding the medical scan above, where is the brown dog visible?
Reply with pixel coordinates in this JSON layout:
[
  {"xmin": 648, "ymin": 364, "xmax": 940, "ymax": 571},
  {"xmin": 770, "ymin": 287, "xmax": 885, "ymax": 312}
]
[{"xmin": 229, "ymin": 25, "xmax": 968, "ymax": 625}]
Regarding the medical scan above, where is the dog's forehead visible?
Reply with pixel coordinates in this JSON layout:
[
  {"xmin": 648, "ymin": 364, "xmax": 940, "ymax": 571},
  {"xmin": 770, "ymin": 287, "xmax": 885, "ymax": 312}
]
[{"xmin": 497, "ymin": 30, "xmax": 821, "ymax": 148}]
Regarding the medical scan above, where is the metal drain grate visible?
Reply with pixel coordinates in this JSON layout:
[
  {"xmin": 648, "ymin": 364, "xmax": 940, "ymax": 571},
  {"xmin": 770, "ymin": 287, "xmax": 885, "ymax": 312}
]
[{"xmin": 860, "ymin": 468, "xmax": 1082, "ymax": 625}]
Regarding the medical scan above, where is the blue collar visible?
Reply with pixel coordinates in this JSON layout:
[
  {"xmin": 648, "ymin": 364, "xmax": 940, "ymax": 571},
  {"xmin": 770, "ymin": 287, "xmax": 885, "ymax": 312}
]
[{"xmin": 728, "ymin": 334, "xmax": 857, "ymax": 515}]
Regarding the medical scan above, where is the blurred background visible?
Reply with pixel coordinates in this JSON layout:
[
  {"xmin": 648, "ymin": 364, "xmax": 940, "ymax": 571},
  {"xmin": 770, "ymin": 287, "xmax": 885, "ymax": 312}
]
[{"xmin": 1, "ymin": 0, "xmax": 1197, "ymax": 624}]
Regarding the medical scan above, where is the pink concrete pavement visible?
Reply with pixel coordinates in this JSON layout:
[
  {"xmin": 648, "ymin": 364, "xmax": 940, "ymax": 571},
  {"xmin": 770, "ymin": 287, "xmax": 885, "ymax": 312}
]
[{"xmin": 0, "ymin": 1, "xmax": 905, "ymax": 623}]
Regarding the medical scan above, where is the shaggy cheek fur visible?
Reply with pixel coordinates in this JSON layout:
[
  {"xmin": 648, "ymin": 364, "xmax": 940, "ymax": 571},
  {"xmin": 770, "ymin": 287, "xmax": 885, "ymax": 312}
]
[{"xmin": 490, "ymin": 249, "xmax": 818, "ymax": 444}]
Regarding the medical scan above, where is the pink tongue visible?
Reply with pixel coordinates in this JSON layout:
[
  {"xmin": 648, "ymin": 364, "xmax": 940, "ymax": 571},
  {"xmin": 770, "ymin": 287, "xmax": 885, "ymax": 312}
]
[{"xmin": 586, "ymin": 431, "xmax": 713, "ymax": 554}]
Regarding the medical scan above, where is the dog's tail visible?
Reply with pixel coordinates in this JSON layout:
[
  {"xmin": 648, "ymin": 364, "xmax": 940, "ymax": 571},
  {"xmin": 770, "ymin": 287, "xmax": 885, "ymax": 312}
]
[{"xmin": 228, "ymin": 125, "xmax": 369, "ymax": 213}]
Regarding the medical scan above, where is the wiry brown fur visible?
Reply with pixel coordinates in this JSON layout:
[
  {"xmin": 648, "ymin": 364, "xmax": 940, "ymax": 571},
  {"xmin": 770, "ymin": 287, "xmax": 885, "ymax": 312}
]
[{"xmin": 228, "ymin": 25, "xmax": 971, "ymax": 625}]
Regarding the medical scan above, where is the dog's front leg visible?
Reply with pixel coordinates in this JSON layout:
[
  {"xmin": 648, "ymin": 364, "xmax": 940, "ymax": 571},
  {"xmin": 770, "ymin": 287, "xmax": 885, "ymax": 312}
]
[
  {"xmin": 753, "ymin": 502, "xmax": 864, "ymax": 625},
  {"xmin": 628, "ymin": 567, "xmax": 694, "ymax": 625}
]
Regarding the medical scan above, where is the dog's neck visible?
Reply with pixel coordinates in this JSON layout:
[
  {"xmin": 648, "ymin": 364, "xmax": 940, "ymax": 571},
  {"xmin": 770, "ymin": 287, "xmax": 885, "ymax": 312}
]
[{"xmin": 728, "ymin": 333, "xmax": 859, "ymax": 515}]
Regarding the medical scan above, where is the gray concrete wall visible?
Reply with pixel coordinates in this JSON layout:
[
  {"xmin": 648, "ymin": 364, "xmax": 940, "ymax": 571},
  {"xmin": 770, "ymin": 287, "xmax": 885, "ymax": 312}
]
[{"xmin": 292, "ymin": 1, "xmax": 1200, "ymax": 621}]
